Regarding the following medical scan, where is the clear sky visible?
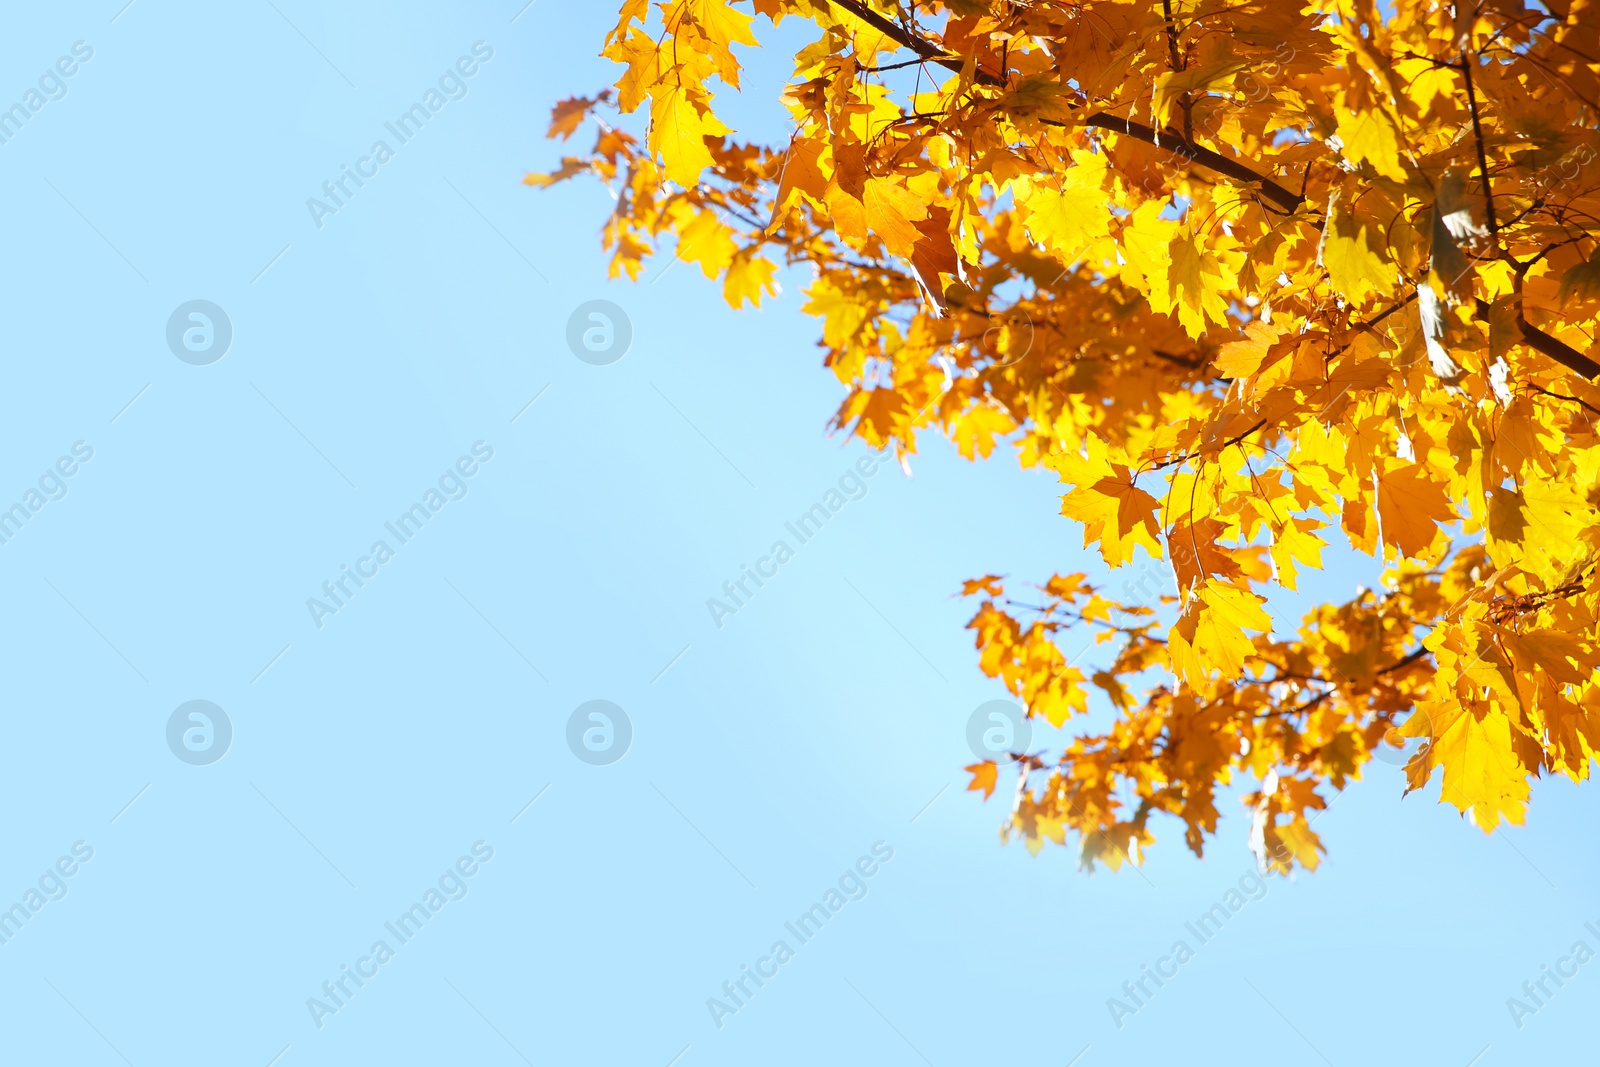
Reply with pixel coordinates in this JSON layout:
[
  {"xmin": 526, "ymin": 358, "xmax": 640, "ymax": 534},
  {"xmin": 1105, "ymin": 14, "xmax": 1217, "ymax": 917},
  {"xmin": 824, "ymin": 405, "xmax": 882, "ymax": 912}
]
[{"xmin": 0, "ymin": 2, "xmax": 1595, "ymax": 1065}]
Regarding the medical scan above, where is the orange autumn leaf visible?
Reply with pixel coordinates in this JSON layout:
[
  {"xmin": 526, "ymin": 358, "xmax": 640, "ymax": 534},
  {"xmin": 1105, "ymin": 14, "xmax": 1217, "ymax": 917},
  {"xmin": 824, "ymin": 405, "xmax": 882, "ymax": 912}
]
[
  {"xmin": 547, "ymin": 94, "xmax": 605, "ymax": 141},
  {"xmin": 965, "ymin": 761, "xmax": 999, "ymax": 801}
]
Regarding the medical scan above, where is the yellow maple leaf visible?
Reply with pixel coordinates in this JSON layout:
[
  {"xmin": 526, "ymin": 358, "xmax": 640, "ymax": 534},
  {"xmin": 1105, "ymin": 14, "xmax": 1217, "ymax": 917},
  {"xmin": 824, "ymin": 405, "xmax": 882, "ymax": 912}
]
[
  {"xmin": 802, "ymin": 276, "xmax": 873, "ymax": 349},
  {"xmin": 648, "ymin": 83, "xmax": 729, "ymax": 187},
  {"xmin": 1167, "ymin": 229, "xmax": 1234, "ymax": 337},
  {"xmin": 1269, "ymin": 517, "xmax": 1326, "ymax": 591},
  {"xmin": 950, "ymin": 403, "xmax": 1017, "ymax": 460},
  {"xmin": 1335, "ymin": 105, "xmax": 1408, "ymax": 182},
  {"xmin": 723, "ymin": 252, "xmax": 779, "ymax": 308},
  {"xmin": 546, "ymin": 95, "xmax": 599, "ymax": 140},
  {"xmin": 1049, "ymin": 436, "xmax": 1164, "ymax": 567},
  {"xmin": 603, "ymin": 27, "xmax": 660, "ymax": 113},
  {"xmin": 1118, "ymin": 199, "xmax": 1176, "ymax": 298},
  {"xmin": 1417, "ymin": 699, "xmax": 1532, "ymax": 832},
  {"xmin": 675, "ymin": 208, "xmax": 737, "ymax": 278},
  {"xmin": 1169, "ymin": 580, "xmax": 1271, "ymax": 686},
  {"xmin": 1320, "ymin": 180, "xmax": 1396, "ymax": 301},
  {"xmin": 1019, "ymin": 153, "xmax": 1112, "ymax": 260},
  {"xmin": 668, "ymin": 0, "xmax": 758, "ymax": 86}
]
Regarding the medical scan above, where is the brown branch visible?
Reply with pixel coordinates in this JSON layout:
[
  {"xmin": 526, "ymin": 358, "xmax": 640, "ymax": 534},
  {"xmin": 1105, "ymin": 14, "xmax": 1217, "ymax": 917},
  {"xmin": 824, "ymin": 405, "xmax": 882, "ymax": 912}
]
[
  {"xmin": 1510, "ymin": 236, "xmax": 1580, "ymax": 278},
  {"xmin": 1517, "ymin": 313, "xmax": 1600, "ymax": 380},
  {"xmin": 1083, "ymin": 115, "xmax": 1305, "ymax": 212},
  {"xmin": 1456, "ymin": 48, "xmax": 1500, "ymax": 245},
  {"xmin": 1147, "ymin": 418, "xmax": 1268, "ymax": 472},
  {"xmin": 1255, "ymin": 643, "xmax": 1430, "ymax": 691},
  {"xmin": 1377, "ymin": 645, "xmax": 1431, "ymax": 676},
  {"xmin": 857, "ymin": 57, "xmax": 929, "ymax": 73},
  {"xmin": 1148, "ymin": 347, "xmax": 1204, "ymax": 369},
  {"xmin": 1526, "ymin": 383, "xmax": 1600, "ymax": 418},
  {"xmin": 1447, "ymin": 35, "xmax": 1600, "ymax": 379},
  {"xmin": 1161, "ymin": 0, "xmax": 1193, "ymax": 142},
  {"xmin": 1362, "ymin": 290, "xmax": 1418, "ymax": 330},
  {"xmin": 1278, "ymin": 689, "xmax": 1332, "ymax": 719},
  {"xmin": 1471, "ymin": 298, "xmax": 1600, "ymax": 380},
  {"xmin": 824, "ymin": 0, "xmax": 1306, "ymax": 212},
  {"xmin": 1249, "ymin": 645, "xmax": 1430, "ymax": 723},
  {"xmin": 828, "ymin": 0, "xmax": 961, "ymax": 68}
]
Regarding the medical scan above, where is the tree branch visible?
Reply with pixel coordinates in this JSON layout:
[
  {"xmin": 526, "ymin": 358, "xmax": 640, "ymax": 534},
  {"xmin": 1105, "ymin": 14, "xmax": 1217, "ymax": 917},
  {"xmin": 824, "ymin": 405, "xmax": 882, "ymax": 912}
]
[
  {"xmin": 1471, "ymin": 298, "xmax": 1600, "ymax": 380},
  {"xmin": 1456, "ymin": 46, "xmax": 1501, "ymax": 245},
  {"xmin": 829, "ymin": 0, "xmax": 958, "ymax": 68},
  {"xmin": 1376, "ymin": 645, "xmax": 1431, "ymax": 676},
  {"xmin": 1526, "ymin": 383, "xmax": 1600, "ymax": 418},
  {"xmin": 824, "ymin": 0, "xmax": 1306, "ymax": 212},
  {"xmin": 1161, "ymin": 0, "xmax": 1193, "ymax": 142},
  {"xmin": 1450, "ymin": 35, "xmax": 1600, "ymax": 380},
  {"xmin": 1146, "ymin": 419, "xmax": 1267, "ymax": 471},
  {"xmin": 1083, "ymin": 115, "xmax": 1305, "ymax": 211},
  {"xmin": 1515, "ymin": 311, "xmax": 1600, "ymax": 379}
]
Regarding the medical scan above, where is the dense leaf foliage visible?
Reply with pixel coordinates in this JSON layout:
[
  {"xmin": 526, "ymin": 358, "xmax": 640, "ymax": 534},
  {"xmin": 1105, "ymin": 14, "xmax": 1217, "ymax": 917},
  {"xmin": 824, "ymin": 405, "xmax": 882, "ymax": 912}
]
[{"xmin": 534, "ymin": 0, "xmax": 1600, "ymax": 873}]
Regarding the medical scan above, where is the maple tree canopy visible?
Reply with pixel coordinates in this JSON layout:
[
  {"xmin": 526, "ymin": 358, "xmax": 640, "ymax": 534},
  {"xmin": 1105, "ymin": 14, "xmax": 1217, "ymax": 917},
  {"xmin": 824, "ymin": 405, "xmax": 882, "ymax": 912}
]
[{"xmin": 532, "ymin": 0, "xmax": 1600, "ymax": 874}]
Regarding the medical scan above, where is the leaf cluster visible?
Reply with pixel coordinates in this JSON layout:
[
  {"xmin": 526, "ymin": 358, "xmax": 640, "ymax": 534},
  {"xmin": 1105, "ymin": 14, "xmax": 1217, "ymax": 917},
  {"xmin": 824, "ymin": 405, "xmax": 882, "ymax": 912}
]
[{"xmin": 534, "ymin": 0, "xmax": 1600, "ymax": 871}]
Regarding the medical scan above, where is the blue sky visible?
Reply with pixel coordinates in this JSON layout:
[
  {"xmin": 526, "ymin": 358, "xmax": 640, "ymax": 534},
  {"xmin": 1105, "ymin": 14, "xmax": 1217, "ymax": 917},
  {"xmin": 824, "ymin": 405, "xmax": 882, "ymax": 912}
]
[{"xmin": 0, "ymin": 2, "xmax": 1595, "ymax": 1064}]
